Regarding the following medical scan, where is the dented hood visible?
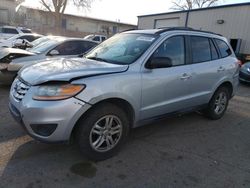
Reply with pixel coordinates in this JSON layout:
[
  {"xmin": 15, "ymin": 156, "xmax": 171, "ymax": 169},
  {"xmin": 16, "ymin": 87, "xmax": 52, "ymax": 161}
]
[
  {"xmin": 19, "ymin": 57, "xmax": 129, "ymax": 85},
  {"xmin": 0, "ymin": 48, "xmax": 35, "ymax": 62}
]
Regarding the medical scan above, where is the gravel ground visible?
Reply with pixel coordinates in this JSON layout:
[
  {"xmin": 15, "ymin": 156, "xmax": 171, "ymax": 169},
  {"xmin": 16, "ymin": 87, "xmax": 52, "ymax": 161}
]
[{"xmin": 0, "ymin": 84, "xmax": 250, "ymax": 188}]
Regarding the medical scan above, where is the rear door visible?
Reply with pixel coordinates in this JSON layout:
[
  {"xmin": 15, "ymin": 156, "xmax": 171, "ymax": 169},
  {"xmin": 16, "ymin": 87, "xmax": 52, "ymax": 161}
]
[
  {"xmin": 214, "ymin": 38, "xmax": 237, "ymax": 77},
  {"xmin": 140, "ymin": 35, "xmax": 193, "ymax": 120},
  {"xmin": 187, "ymin": 36, "xmax": 223, "ymax": 106}
]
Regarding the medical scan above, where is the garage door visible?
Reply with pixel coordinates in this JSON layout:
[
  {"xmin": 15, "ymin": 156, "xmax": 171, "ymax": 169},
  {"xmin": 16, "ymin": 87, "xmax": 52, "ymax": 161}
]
[{"xmin": 154, "ymin": 18, "xmax": 179, "ymax": 29}]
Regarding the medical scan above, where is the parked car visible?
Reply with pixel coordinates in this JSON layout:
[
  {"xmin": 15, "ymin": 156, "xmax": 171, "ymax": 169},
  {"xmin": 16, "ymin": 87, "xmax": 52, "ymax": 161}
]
[
  {"xmin": 0, "ymin": 33, "xmax": 43, "ymax": 48},
  {"xmin": 9, "ymin": 28, "xmax": 240, "ymax": 161},
  {"xmin": 0, "ymin": 37, "xmax": 98, "ymax": 84},
  {"xmin": 84, "ymin": 34, "xmax": 107, "ymax": 43},
  {"xmin": 0, "ymin": 26, "xmax": 32, "ymax": 40},
  {"xmin": 28, "ymin": 36, "xmax": 55, "ymax": 49},
  {"xmin": 239, "ymin": 62, "xmax": 250, "ymax": 83}
]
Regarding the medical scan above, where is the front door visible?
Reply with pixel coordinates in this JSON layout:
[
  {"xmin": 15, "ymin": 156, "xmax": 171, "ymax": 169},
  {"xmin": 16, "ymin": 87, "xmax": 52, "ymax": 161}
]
[{"xmin": 140, "ymin": 35, "xmax": 193, "ymax": 120}]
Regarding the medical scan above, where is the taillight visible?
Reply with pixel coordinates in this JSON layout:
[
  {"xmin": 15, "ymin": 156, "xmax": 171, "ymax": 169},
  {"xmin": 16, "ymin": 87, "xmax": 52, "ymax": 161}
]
[{"xmin": 237, "ymin": 60, "xmax": 242, "ymax": 67}]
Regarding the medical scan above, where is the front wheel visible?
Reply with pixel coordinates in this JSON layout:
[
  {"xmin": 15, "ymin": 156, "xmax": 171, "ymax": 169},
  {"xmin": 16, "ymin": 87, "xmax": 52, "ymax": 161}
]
[
  {"xmin": 76, "ymin": 103, "xmax": 130, "ymax": 161},
  {"xmin": 205, "ymin": 87, "xmax": 230, "ymax": 120}
]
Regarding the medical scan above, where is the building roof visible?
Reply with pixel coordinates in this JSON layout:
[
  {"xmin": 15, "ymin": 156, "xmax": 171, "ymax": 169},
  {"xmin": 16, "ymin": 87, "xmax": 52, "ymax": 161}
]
[
  {"xmin": 138, "ymin": 2, "xmax": 250, "ymax": 18},
  {"xmin": 21, "ymin": 6, "xmax": 136, "ymax": 27}
]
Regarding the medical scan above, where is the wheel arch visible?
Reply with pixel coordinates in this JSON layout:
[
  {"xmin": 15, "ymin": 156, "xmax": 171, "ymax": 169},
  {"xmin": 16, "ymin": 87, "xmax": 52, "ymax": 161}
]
[
  {"xmin": 70, "ymin": 97, "xmax": 136, "ymax": 141},
  {"xmin": 213, "ymin": 81, "xmax": 234, "ymax": 99}
]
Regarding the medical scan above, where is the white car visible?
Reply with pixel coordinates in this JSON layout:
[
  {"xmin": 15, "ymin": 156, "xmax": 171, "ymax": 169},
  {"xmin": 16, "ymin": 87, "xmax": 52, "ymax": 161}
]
[
  {"xmin": 0, "ymin": 37, "xmax": 98, "ymax": 84},
  {"xmin": 84, "ymin": 34, "xmax": 107, "ymax": 43},
  {"xmin": 0, "ymin": 26, "xmax": 32, "ymax": 40},
  {"xmin": 0, "ymin": 33, "xmax": 43, "ymax": 48}
]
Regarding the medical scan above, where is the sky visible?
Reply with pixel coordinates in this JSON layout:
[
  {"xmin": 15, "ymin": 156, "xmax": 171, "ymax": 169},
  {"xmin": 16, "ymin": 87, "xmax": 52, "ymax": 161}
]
[{"xmin": 21, "ymin": 0, "xmax": 250, "ymax": 25}]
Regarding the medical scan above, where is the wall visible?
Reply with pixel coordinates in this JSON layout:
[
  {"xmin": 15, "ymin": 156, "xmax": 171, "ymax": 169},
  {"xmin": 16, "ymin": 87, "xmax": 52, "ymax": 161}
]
[
  {"xmin": 187, "ymin": 6, "xmax": 250, "ymax": 54},
  {"xmin": 138, "ymin": 4, "xmax": 250, "ymax": 54},
  {"xmin": 138, "ymin": 12, "xmax": 186, "ymax": 29},
  {"xmin": 0, "ymin": 0, "xmax": 18, "ymax": 25},
  {"xmin": 17, "ymin": 7, "xmax": 136, "ymax": 38}
]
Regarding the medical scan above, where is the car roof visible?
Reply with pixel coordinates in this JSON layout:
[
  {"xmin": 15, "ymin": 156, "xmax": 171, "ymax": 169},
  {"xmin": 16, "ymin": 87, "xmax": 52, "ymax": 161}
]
[
  {"xmin": 16, "ymin": 33, "xmax": 43, "ymax": 37},
  {"xmin": 47, "ymin": 36, "xmax": 99, "ymax": 44},
  {"xmin": 124, "ymin": 27, "xmax": 222, "ymax": 37},
  {"xmin": 0, "ymin": 25, "xmax": 31, "ymax": 30}
]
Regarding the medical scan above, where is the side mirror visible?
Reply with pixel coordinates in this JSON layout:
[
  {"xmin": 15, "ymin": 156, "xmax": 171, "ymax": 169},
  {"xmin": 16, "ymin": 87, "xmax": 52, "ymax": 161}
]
[
  {"xmin": 146, "ymin": 57, "xmax": 172, "ymax": 69},
  {"xmin": 49, "ymin": 49, "xmax": 60, "ymax": 56},
  {"xmin": 13, "ymin": 39, "xmax": 25, "ymax": 47},
  {"xmin": 13, "ymin": 39, "xmax": 33, "ymax": 49}
]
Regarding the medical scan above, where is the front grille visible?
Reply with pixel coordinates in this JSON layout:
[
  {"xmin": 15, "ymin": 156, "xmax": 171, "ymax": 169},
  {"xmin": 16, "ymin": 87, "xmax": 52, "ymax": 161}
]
[{"xmin": 12, "ymin": 79, "xmax": 30, "ymax": 102}]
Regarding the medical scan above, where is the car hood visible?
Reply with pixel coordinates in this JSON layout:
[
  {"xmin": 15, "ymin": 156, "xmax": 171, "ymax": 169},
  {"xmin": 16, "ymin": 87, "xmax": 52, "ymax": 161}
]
[
  {"xmin": 19, "ymin": 58, "xmax": 129, "ymax": 85},
  {"xmin": 0, "ymin": 48, "xmax": 35, "ymax": 62}
]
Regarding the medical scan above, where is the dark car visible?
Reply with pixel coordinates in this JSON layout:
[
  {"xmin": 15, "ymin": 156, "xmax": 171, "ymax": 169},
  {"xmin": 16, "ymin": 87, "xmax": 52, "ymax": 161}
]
[{"xmin": 239, "ymin": 62, "xmax": 250, "ymax": 83}]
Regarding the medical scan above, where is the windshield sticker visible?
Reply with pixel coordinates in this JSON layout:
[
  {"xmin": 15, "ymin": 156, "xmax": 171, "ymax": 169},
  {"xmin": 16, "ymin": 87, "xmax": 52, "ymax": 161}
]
[{"xmin": 136, "ymin": 36, "xmax": 155, "ymax": 42}]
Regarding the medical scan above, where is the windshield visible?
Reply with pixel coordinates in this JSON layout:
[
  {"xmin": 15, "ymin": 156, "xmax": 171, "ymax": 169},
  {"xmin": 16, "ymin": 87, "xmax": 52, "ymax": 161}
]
[
  {"xmin": 30, "ymin": 36, "xmax": 50, "ymax": 47},
  {"xmin": 84, "ymin": 35, "xmax": 94, "ymax": 40},
  {"xmin": 7, "ymin": 34, "xmax": 20, "ymax": 41},
  {"xmin": 86, "ymin": 33, "xmax": 158, "ymax": 65},
  {"xmin": 28, "ymin": 39, "xmax": 59, "ymax": 54}
]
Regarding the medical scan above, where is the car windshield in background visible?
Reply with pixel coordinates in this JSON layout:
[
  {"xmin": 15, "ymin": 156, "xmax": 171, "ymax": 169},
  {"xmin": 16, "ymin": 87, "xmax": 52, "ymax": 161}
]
[
  {"xmin": 86, "ymin": 33, "xmax": 158, "ymax": 65},
  {"xmin": 5, "ymin": 34, "xmax": 20, "ymax": 41},
  {"xmin": 30, "ymin": 36, "xmax": 51, "ymax": 48},
  {"xmin": 28, "ymin": 39, "xmax": 60, "ymax": 54}
]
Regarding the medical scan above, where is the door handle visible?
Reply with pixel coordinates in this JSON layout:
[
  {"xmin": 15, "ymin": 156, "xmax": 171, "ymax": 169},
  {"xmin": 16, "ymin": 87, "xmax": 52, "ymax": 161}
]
[
  {"xmin": 180, "ymin": 73, "xmax": 192, "ymax": 80},
  {"xmin": 217, "ymin": 66, "xmax": 225, "ymax": 72}
]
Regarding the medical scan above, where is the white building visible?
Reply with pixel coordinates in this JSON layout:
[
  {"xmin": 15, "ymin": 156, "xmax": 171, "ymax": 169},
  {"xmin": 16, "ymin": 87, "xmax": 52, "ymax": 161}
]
[
  {"xmin": 17, "ymin": 6, "xmax": 136, "ymax": 37},
  {"xmin": 138, "ymin": 2, "xmax": 250, "ymax": 56},
  {"xmin": 0, "ymin": 0, "xmax": 20, "ymax": 25}
]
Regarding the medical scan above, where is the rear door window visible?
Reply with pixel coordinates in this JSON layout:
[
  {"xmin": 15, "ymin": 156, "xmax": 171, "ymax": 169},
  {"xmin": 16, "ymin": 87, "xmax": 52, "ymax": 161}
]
[
  {"xmin": 80, "ymin": 41, "xmax": 97, "ymax": 53},
  {"xmin": 215, "ymin": 39, "xmax": 232, "ymax": 58},
  {"xmin": 93, "ymin": 36, "xmax": 100, "ymax": 42},
  {"xmin": 191, "ymin": 36, "xmax": 211, "ymax": 63},
  {"xmin": 101, "ymin": 37, "xmax": 106, "ymax": 41},
  {"xmin": 54, "ymin": 41, "xmax": 84, "ymax": 55}
]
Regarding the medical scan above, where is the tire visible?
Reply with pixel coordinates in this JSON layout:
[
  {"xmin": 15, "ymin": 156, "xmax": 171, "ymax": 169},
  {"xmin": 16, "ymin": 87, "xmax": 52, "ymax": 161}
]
[
  {"xmin": 205, "ymin": 87, "xmax": 230, "ymax": 120},
  {"xmin": 76, "ymin": 102, "xmax": 130, "ymax": 161}
]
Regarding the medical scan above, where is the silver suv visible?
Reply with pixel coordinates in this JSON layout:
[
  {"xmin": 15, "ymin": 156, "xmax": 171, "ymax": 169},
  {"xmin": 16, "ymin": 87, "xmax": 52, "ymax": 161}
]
[{"xmin": 9, "ymin": 28, "xmax": 240, "ymax": 161}]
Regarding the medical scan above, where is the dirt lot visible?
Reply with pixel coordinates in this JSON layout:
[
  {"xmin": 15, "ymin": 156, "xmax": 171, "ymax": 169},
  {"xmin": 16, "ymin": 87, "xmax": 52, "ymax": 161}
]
[{"xmin": 0, "ymin": 84, "xmax": 250, "ymax": 188}]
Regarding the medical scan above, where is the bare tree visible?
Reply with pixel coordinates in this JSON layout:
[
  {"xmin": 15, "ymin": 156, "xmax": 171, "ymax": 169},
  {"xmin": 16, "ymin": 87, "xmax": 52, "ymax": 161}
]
[
  {"xmin": 37, "ymin": 0, "xmax": 94, "ymax": 33},
  {"xmin": 172, "ymin": 0, "xmax": 220, "ymax": 10}
]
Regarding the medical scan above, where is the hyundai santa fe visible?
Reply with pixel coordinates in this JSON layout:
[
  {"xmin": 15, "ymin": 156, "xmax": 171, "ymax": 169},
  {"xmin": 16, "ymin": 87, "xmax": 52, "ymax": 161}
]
[{"xmin": 9, "ymin": 28, "xmax": 240, "ymax": 161}]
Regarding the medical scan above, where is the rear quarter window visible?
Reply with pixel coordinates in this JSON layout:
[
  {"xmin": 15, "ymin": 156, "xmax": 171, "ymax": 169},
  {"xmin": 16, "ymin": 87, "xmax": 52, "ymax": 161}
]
[
  {"xmin": 21, "ymin": 29, "xmax": 32, "ymax": 33},
  {"xmin": 215, "ymin": 39, "xmax": 232, "ymax": 58}
]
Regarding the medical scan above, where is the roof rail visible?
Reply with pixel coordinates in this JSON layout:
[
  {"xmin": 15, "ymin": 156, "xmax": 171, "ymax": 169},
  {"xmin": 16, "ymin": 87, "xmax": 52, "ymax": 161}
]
[
  {"xmin": 156, "ymin": 27, "xmax": 222, "ymax": 36},
  {"xmin": 155, "ymin": 27, "xmax": 193, "ymax": 34}
]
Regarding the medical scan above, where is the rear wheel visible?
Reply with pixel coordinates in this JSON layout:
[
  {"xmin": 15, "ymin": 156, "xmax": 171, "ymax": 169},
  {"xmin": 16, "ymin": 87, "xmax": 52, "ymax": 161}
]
[
  {"xmin": 76, "ymin": 103, "xmax": 130, "ymax": 161},
  {"xmin": 205, "ymin": 87, "xmax": 230, "ymax": 120}
]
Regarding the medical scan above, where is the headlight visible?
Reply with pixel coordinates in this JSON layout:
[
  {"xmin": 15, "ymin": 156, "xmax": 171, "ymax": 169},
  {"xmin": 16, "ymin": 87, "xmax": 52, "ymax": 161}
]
[{"xmin": 33, "ymin": 84, "xmax": 85, "ymax": 101}]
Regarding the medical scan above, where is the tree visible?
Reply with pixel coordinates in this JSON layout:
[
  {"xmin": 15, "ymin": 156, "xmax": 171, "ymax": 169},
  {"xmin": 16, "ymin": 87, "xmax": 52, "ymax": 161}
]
[
  {"xmin": 171, "ymin": 0, "xmax": 220, "ymax": 10},
  {"xmin": 38, "ymin": 0, "xmax": 94, "ymax": 33}
]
